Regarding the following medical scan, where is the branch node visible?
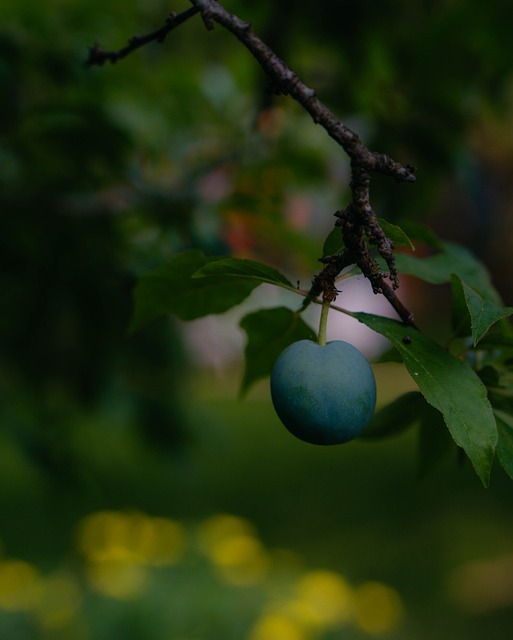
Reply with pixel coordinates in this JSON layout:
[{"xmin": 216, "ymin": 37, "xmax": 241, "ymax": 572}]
[{"xmin": 200, "ymin": 12, "xmax": 215, "ymax": 30}]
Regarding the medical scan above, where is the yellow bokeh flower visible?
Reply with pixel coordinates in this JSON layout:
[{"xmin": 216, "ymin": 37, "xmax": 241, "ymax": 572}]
[
  {"xmin": 75, "ymin": 510, "xmax": 187, "ymax": 599},
  {"xmin": 196, "ymin": 514, "xmax": 257, "ymax": 554},
  {"xmin": 294, "ymin": 570, "xmax": 353, "ymax": 628},
  {"xmin": 247, "ymin": 613, "xmax": 310, "ymax": 640},
  {"xmin": 197, "ymin": 515, "xmax": 270, "ymax": 586},
  {"xmin": 0, "ymin": 559, "xmax": 41, "ymax": 611},
  {"xmin": 86, "ymin": 547, "xmax": 149, "ymax": 600},
  {"xmin": 353, "ymin": 581, "xmax": 404, "ymax": 634},
  {"xmin": 76, "ymin": 510, "xmax": 186, "ymax": 566}
]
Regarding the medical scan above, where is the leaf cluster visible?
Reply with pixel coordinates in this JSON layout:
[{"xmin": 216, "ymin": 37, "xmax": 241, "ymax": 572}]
[{"xmin": 131, "ymin": 223, "xmax": 513, "ymax": 487}]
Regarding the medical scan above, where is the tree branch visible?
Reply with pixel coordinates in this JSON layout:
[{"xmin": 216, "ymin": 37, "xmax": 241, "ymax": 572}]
[
  {"xmin": 87, "ymin": 0, "xmax": 418, "ymax": 326},
  {"xmin": 190, "ymin": 0, "xmax": 415, "ymax": 183}
]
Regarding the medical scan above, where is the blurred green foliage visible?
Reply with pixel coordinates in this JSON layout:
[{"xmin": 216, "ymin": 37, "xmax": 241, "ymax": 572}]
[{"xmin": 2, "ymin": 0, "xmax": 513, "ymax": 638}]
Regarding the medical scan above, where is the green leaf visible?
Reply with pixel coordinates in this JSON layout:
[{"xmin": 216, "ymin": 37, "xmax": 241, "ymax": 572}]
[
  {"xmin": 451, "ymin": 275, "xmax": 513, "ymax": 346},
  {"xmin": 395, "ymin": 242, "xmax": 501, "ymax": 302},
  {"xmin": 360, "ymin": 391, "xmax": 425, "ymax": 440},
  {"xmin": 239, "ymin": 307, "xmax": 316, "ymax": 394},
  {"xmin": 377, "ymin": 218, "xmax": 415, "ymax": 251},
  {"xmin": 398, "ymin": 221, "xmax": 444, "ymax": 249},
  {"xmin": 322, "ymin": 228, "xmax": 345, "ymax": 257},
  {"xmin": 194, "ymin": 258, "xmax": 294, "ymax": 289},
  {"xmin": 450, "ymin": 274, "xmax": 472, "ymax": 338},
  {"xmin": 352, "ymin": 312, "xmax": 497, "ymax": 486},
  {"xmin": 373, "ymin": 347, "xmax": 403, "ymax": 364},
  {"xmin": 493, "ymin": 410, "xmax": 513, "ymax": 480},
  {"xmin": 130, "ymin": 250, "xmax": 259, "ymax": 331}
]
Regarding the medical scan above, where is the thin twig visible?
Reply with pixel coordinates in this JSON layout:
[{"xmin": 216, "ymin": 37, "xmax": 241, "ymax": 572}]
[{"xmin": 86, "ymin": 7, "xmax": 200, "ymax": 66}]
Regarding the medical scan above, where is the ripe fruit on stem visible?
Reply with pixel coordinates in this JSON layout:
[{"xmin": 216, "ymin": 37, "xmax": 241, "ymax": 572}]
[
  {"xmin": 270, "ymin": 339, "xmax": 376, "ymax": 444},
  {"xmin": 270, "ymin": 299, "xmax": 376, "ymax": 445}
]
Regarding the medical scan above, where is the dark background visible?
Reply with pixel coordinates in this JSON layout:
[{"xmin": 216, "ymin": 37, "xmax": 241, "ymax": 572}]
[{"xmin": 2, "ymin": 1, "xmax": 513, "ymax": 638}]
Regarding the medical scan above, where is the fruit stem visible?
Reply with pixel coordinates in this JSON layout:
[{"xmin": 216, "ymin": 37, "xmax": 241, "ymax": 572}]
[{"xmin": 318, "ymin": 298, "xmax": 330, "ymax": 346}]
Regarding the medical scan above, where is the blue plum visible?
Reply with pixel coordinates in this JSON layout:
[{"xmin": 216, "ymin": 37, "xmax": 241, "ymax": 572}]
[{"xmin": 270, "ymin": 339, "xmax": 376, "ymax": 445}]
